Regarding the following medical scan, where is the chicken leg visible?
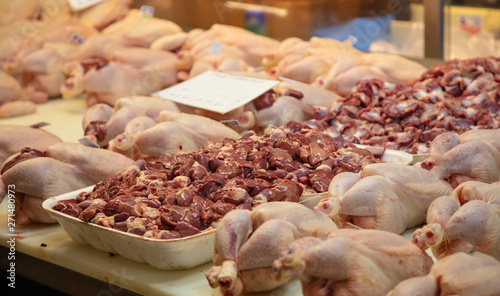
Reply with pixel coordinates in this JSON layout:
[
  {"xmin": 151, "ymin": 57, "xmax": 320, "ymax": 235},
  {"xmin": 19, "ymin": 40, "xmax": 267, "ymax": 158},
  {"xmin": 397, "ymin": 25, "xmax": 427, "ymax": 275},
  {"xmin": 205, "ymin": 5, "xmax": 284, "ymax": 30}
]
[
  {"xmin": 206, "ymin": 202, "xmax": 338, "ymax": 296},
  {"xmin": 273, "ymin": 229, "xmax": 433, "ymax": 296}
]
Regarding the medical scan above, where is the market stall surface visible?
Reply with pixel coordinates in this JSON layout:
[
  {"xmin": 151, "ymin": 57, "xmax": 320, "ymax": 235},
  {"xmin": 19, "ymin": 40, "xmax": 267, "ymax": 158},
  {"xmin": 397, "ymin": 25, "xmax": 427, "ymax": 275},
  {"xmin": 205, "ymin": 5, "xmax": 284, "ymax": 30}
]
[
  {"xmin": 0, "ymin": 98, "xmax": 432, "ymax": 295},
  {"xmin": 0, "ymin": 98, "xmax": 303, "ymax": 295}
]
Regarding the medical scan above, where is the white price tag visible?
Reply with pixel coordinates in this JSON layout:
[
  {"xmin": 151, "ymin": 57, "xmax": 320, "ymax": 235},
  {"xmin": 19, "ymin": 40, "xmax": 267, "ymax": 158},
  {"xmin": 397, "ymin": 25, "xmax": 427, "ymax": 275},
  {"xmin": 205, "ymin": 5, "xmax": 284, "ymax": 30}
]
[
  {"xmin": 155, "ymin": 71, "xmax": 279, "ymax": 114},
  {"xmin": 67, "ymin": 0, "xmax": 106, "ymax": 11}
]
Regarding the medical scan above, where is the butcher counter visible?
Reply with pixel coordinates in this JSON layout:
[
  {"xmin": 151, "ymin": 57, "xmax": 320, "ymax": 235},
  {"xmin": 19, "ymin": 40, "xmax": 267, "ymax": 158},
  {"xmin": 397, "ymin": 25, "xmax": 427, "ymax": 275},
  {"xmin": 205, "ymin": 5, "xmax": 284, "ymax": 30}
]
[
  {"xmin": 0, "ymin": 97, "xmax": 305, "ymax": 296},
  {"xmin": 0, "ymin": 97, "xmax": 435, "ymax": 295}
]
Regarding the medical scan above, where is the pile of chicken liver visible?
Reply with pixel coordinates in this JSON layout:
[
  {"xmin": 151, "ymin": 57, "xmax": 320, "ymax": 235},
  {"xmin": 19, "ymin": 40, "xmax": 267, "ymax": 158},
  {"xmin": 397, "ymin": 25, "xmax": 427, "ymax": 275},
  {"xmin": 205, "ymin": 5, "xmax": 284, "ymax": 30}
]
[
  {"xmin": 53, "ymin": 122, "xmax": 383, "ymax": 239},
  {"xmin": 312, "ymin": 56, "xmax": 500, "ymax": 154}
]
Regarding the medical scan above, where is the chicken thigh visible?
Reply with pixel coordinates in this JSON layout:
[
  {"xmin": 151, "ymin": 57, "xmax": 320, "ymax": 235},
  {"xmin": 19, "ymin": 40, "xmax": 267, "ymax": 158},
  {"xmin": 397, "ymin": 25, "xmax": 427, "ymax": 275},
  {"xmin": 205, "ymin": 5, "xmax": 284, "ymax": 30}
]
[
  {"xmin": 388, "ymin": 252, "xmax": 500, "ymax": 296},
  {"xmin": 206, "ymin": 202, "xmax": 338, "ymax": 296},
  {"xmin": 315, "ymin": 163, "xmax": 453, "ymax": 234},
  {"xmin": 273, "ymin": 229, "xmax": 433, "ymax": 296}
]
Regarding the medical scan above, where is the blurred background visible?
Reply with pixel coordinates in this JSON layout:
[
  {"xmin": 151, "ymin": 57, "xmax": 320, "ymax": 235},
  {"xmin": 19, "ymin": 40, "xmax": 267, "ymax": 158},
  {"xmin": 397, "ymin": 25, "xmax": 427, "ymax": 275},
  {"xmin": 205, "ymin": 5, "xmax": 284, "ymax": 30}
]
[{"xmin": 132, "ymin": 0, "xmax": 500, "ymax": 59}]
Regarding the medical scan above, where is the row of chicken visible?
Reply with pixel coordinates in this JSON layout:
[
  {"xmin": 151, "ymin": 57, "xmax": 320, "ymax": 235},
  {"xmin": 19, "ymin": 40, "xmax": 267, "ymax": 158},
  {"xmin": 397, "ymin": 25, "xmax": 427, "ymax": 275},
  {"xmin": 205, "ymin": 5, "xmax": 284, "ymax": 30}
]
[
  {"xmin": 0, "ymin": 0, "xmax": 428, "ymax": 119},
  {"xmin": 1, "ymin": 1, "xmax": 500, "ymax": 295},
  {"xmin": 207, "ymin": 128, "xmax": 500, "ymax": 296},
  {"xmin": 1, "ymin": 122, "xmax": 499, "ymax": 295}
]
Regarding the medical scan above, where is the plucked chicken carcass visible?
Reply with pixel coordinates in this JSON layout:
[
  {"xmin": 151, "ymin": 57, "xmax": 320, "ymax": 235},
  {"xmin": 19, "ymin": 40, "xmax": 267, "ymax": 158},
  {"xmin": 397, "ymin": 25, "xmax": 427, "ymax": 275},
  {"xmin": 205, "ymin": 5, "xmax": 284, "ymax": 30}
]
[
  {"xmin": 75, "ymin": 0, "xmax": 132, "ymax": 30},
  {"xmin": 176, "ymin": 24, "xmax": 279, "ymax": 80},
  {"xmin": 108, "ymin": 110, "xmax": 240, "ymax": 161},
  {"xmin": 388, "ymin": 252, "xmax": 500, "ymax": 296},
  {"xmin": 0, "ymin": 124, "xmax": 62, "ymax": 168},
  {"xmin": 82, "ymin": 96, "xmax": 181, "ymax": 146},
  {"xmin": 62, "ymin": 40, "xmax": 180, "ymax": 105},
  {"xmin": 315, "ymin": 163, "xmax": 453, "ymax": 234},
  {"xmin": 0, "ymin": 70, "xmax": 37, "ymax": 118},
  {"xmin": 20, "ymin": 42, "xmax": 81, "ymax": 102},
  {"xmin": 3, "ymin": 21, "xmax": 96, "ymax": 75},
  {"xmin": 412, "ymin": 180, "xmax": 500, "ymax": 260},
  {"xmin": 101, "ymin": 9, "xmax": 182, "ymax": 47},
  {"xmin": 205, "ymin": 202, "xmax": 338, "ymax": 296},
  {"xmin": 421, "ymin": 130, "xmax": 500, "ymax": 187},
  {"xmin": 264, "ymin": 36, "xmax": 426, "ymax": 96},
  {"xmin": 0, "ymin": 142, "xmax": 134, "ymax": 225},
  {"xmin": 273, "ymin": 229, "xmax": 433, "ymax": 296}
]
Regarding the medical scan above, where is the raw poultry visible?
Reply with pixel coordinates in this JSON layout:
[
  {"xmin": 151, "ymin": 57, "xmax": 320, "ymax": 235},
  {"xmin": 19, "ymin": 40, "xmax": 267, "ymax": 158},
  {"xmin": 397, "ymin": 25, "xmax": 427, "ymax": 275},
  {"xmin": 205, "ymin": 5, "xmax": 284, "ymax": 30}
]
[
  {"xmin": 412, "ymin": 180, "xmax": 500, "ymax": 260},
  {"xmin": 388, "ymin": 252, "xmax": 500, "ymax": 296},
  {"xmin": 420, "ymin": 129, "xmax": 500, "ymax": 187},
  {"xmin": 0, "ymin": 124, "xmax": 62, "ymax": 168},
  {"xmin": 81, "ymin": 96, "xmax": 240, "ymax": 157},
  {"xmin": 206, "ymin": 202, "xmax": 338, "ymax": 296},
  {"xmin": 315, "ymin": 163, "xmax": 453, "ymax": 234},
  {"xmin": 313, "ymin": 56, "xmax": 500, "ymax": 154},
  {"xmin": 263, "ymin": 36, "xmax": 427, "ymax": 96},
  {"xmin": 82, "ymin": 95, "xmax": 182, "ymax": 146},
  {"xmin": 0, "ymin": 142, "xmax": 134, "ymax": 225},
  {"xmin": 108, "ymin": 110, "xmax": 241, "ymax": 161},
  {"xmin": 272, "ymin": 229, "xmax": 433, "ymax": 296},
  {"xmin": 0, "ymin": 0, "xmax": 131, "ymax": 116}
]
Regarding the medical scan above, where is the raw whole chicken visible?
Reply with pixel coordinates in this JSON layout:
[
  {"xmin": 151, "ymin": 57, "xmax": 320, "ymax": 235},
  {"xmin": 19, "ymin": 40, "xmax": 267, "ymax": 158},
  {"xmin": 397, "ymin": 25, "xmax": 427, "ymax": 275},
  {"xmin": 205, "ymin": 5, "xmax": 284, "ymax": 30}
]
[
  {"xmin": 181, "ymin": 24, "xmax": 280, "ymax": 68},
  {"xmin": 273, "ymin": 229, "xmax": 433, "ymax": 296},
  {"xmin": 315, "ymin": 163, "xmax": 453, "ymax": 234},
  {"xmin": 421, "ymin": 130, "xmax": 500, "ymax": 187},
  {"xmin": 0, "ymin": 0, "xmax": 41, "ymax": 27},
  {"xmin": 82, "ymin": 96, "xmax": 181, "ymax": 146},
  {"xmin": 388, "ymin": 252, "xmax": 500, "ymax": 296},
  {"xmin": 0, "ymin": 70, "xmax": 37, "ymax": 118},
  {"xmin": 3, "ymin": 21, "xmax": 96, "ymax": 75},
  {"xmin": 264, "ymin": 36, "xmax": 426, "ymax": 96},
  {"xmin": 108, "ymin": 111, "xmax": 240, "ymax": 161},
  {"xmin": 101, "ymin": 9, "xmax": 182, "ymax": 47},
  {"xmin": 275, "ymin": 80, "xmax": 342, "ymax": 116},
  {"xmin": 205, "ymin": 202, "xmax": 338, "ymax": 296},
  {"xmin": 21, "ymin": 42, "xmax": 81, "ymax": 101},
  {"xmin": 256, "ymin": 96, "xmax": 306, "ymax": 128},
  {"xmin": 62, "ymin": 46, "xmax": 180, "ymax": 106},
  {"xmin": 412, "ymin": 180, "xmax": 500, "ymax": 260},
  {"xmin": 75, "ymin": 0, "xmax": 132, "ymax": 30},
  {"xmin": 0, "ymin": 142, "xmax": 134, "ymax": 225},
  {"xmin": 0, "ymin": 124, "xmax": 62, "ymax": 168}
]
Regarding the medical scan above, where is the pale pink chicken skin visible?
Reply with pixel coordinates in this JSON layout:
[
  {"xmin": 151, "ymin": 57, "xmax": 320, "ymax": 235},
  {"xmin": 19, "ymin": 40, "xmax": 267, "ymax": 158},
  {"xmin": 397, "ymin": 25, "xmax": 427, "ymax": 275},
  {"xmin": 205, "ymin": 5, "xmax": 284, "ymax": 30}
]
[
  {"xmin": 82, "ymin": 96, "xmax": 181, "ymax": 147},
  {"xmin": 421, "ymin": 130, "xmax": 500, "ymax": 187},
  {"xmin": 109, "ymin": 111, "xmax": 240, "ymax": 161},
  {"xmin": 273, "ymin": 229, "xmax": 433, "ymax": 296},
  {"xmin": 150, "ymin": 32, "xmax": 187, "ymax": 52},
  {"xmin": 412, "ymin": 180, "xmax": 500, "ymax": 260},
  {"xmin": 275, "ymin": 81, "xmax": 342, "ymax": 116},
  {"xmin": 0, "ymin": 142, "xmax": 134, "ymax": 225},
  {"xmin": 0, "ymin": 70, "xmax": 35, "ymax": 118},
  {"xmin": 256, "ymin": 96, "xmax": 306, "ymax": 128},
  {"xmin": 75, "ymin": 0, "xmax": 131, "ymax": 30},
  {"xmin": 3, "ymin": 21, "xmax": 96, "ymax": 75},
  {"xmin": 315, "ymin": 163, "xmax": 453, "ymax": 234},
  {"xmin": 388, "ymin": 252, "xmax": 500, "ymax": 296},
  {"xmin": 101, "ymin": 9, "xmax": 182, "ymax": 47},
  {"xmin": 0, "ymin": 125, "xmax": 62, "ymax": 166},
  {"xmin": 21, "ymin": 42, "xmax": 81, "ymax": 100},
  {"xmin": 64, "ymin": 47, "xmax": 179, "ymax": 106},
  {"xmin": 206, "ymin": 202, "xmax": 338, "ymax": 296}
]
